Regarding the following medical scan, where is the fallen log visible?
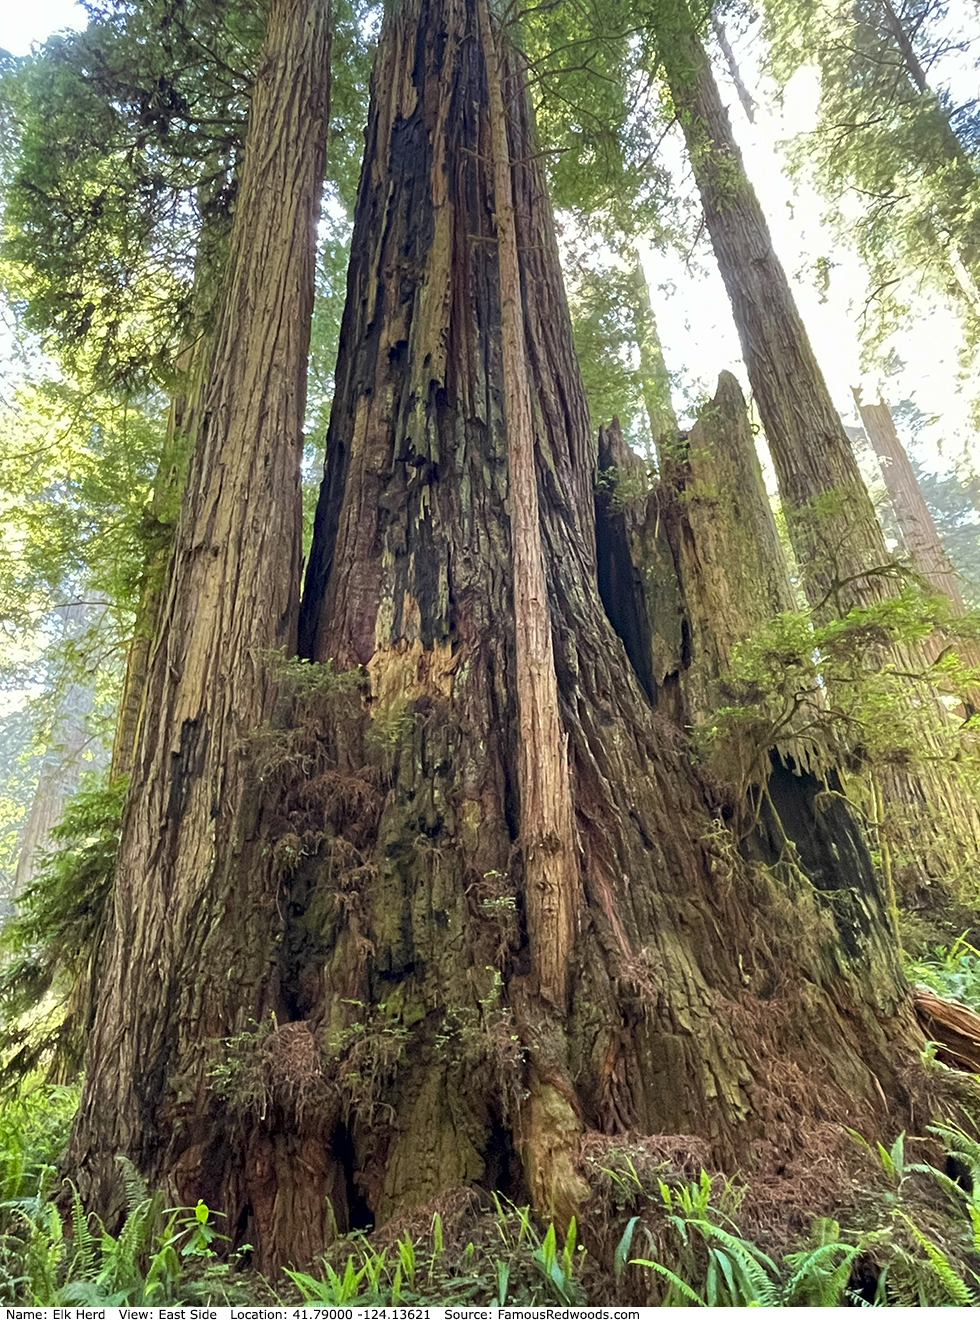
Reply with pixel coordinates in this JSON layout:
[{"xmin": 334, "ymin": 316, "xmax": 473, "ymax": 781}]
[{"xmin": 914, "ymin": 987, "xmax": 980, "ymax": 1073}]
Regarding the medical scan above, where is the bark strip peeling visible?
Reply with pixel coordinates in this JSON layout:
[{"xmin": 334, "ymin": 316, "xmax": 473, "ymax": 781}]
[{"xmin": 478, "ymin": 0, "xmax": 577, "ymax": 1012}]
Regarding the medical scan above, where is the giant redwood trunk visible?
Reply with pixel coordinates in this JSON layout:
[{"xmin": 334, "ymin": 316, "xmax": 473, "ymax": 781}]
[
  {"xmin": 68, "ymin": 0, "xmax": 331, "ymax": 1264},
  {"xmin": 290, "ymin": 0, "xmax": 920, "ymax": 1266}
]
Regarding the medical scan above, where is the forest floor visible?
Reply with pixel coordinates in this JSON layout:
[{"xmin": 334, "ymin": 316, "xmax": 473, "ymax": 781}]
[{"xmin": 5, "ymin": 933, "xmax": 980, "ymax": 1308}]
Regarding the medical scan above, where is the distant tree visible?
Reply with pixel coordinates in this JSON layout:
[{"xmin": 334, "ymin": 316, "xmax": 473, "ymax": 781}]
[{"xmin": 914, "ymin": 464, "xmax": 980, "ymax": 608}]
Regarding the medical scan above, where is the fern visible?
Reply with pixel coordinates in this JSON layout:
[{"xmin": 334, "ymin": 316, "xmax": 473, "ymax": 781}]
[
  {"xmin": 693, "ymin": 1221, "xmax": 779, "ymax": 1305},
  {"xmin": 783, "ymin": 1240, "xmax": 860, "ymax": 1305},
  {"xmin": 115, "ymin": 1154, "xmax": 149, "ymax": 1213},
  {"xmin": 900, "ymin": 1214, "xmax": 979, "ymax": 1306},
  {"xmin": 67, "ymin": 1183, "xmax": 96, "ymax": 1279},
  {"xmin": 613, "ymin": 1215, "xmax": 639, "ymax": 1281},
  {"xmin": 631, "ymin": 1256, "xmax": 706, "ymax": 1305}
]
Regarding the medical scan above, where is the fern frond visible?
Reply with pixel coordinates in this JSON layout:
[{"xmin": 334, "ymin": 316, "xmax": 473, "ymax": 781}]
[
  {"xmin": 67, "ymin": 1182, "xmax": 96, "ymax": 1280},
  {"xmin": 114, "ymin": 1155, "xmax": 148, "ymax": 1213},
  {"xmin": 900, "ymin": 1213, "xmax": 978, "ymax": 1306},
  {"xmin": 784, "ymin": 1241, "xmax": 860, "ymax": 1305},
  {"xmin": 631, "ymin": 1257, "xmax": 706, "ymax": 1306},
  {"xmin": 692, "ymin": 1219, "xmax": 779, "ymax": 1304}
]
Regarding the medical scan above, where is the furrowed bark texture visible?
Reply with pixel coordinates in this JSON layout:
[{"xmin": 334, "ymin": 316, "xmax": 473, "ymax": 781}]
[
  {"xmin": 595, "ymin": 378, "xmax": 892, "ymax": 964},
  {"xmin": 69, "ymin": 0, "xmax": 330, "ymax": 1268},
  {"xmin": 657, "ymin": 5, "xmax": 891, "ymax": 613},
  {"xmin": 113, "ymin": 179, "xmax": 232, "ymax": 782},
  {"xmin": 477, "ymin": 0, "xmax": 576, "ymax": 1012},
  {"xmin": 295, "ymin": 0, "xmax": 920, "ymax": 1258},
  {"xmin": 110, "ymin": 345, "xmax": 209, "ymax": 782}
]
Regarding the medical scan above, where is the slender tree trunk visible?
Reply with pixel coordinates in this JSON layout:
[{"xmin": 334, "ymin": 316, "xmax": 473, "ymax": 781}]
[
  {"xmin": 874, "ymin": 0, "xmax": 980, "ymax": 313},
  {"xmin": 710, "ymin": 15, "xmax": 756, "ymax": 124},
  {"xmin": 111, "ymin": 172, "xmax": 232, "ymax": 782},
  {"xmin": 628, "ymin": 253, "xmax": 679, "ymax": 453},
  {"xmin": 852, "ymin": 392, "xmax": 980, "ymax": 721},
  {"xmin": 656, "ymin": 1, "xmax": 890, "ymax": 612},
  {"xmin": 296, "ymin": 0, "xmax": 919, "ymax": 1261},
  {"xmin": 69, "ymin": 0, "xmax": 331, "ymax": 1268},
  {"xmin": 877, "ymin": 0, "xmax": 928, "ymax": 93},
  {"xmin": 853, "ymin": 391, "xmax": 965, "ymax": 607}
]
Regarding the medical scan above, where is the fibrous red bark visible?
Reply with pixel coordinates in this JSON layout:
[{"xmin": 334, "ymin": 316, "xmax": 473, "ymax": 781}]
[{"xmin": 69, "ymin": 0, "xmax": 331, "ymax": 1267}]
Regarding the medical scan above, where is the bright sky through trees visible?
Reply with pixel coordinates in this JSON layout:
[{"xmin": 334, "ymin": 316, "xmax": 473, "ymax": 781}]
[
  {"xmin": 0, "ymin": 0, "xmax": 85, "ymax": 56},
  {"xmin": 646, "ymin": 11, "xmax": 980, "ymax": 489},
  {"xmin": 1, "ymin": 0, "xmax": 977, "ymax": 491}
]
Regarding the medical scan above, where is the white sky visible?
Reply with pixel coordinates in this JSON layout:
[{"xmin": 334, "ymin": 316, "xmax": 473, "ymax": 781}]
[{"xmin": 0, "ymin": 0, "xmax": 85, "ymax": 56}]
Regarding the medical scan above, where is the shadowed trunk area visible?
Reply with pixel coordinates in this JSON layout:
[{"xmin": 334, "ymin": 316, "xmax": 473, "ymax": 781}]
[{"xmin": 595, "ymin": 378, "xmax": 898, "ymax": 995}]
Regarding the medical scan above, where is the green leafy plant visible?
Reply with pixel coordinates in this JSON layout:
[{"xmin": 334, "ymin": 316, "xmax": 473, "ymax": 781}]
[
  {"xmin": 907, "ymin": 937, "xmax": 980, "ymax": 1012},
  {"xmin": 0, "ymin": 775, "xmax": 125, "ymax": 1084},
  {"xmin": 283, "ymin": 1198, "xmax": 586, "ymax": 1307},
  {"xmin": 631, "ymin": 1174, "xmax": 781, "ymax": 1306}
]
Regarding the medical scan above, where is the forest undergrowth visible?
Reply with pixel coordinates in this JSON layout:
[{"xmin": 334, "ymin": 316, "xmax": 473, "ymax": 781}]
[
  {"xmin": 5, "ymin": 609, "xmax": 980, "ymax": 1304},
  {"xmin": 4, "ymin": 1067, "xmax": 980, "ymax": 1305}
]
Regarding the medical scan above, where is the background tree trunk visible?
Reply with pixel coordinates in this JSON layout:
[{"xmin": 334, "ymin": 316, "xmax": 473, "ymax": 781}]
[
  {"xmin": 69, "ymin": 0, "xmax": 331, "ymax": 1267},
  {"xmin": 654, "ymin": 0, "xmax": 980, "ymax": 892},
  {"xmin": 295, "ymin": 0, "xmax": 919, "ymax": 1264},
  {"xmin": 14, "ymin": 604, "xmax": 102, "ymax": 891},
  {"xmin": 853, "ymin": 391, "xmax": 965, "ymax": 608},
  {"xmin": 628, "ymin": 254, "xmax": 679, "ymax": 453},
  {"xmin": 655, "ymin": 1, "xmax": 890, "ymax": 611}
]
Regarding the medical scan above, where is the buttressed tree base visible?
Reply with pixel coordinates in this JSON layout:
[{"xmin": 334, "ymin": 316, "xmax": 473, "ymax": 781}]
[{"xmin": 72, "ymin": 0, "xmax": 927, "ymax": 1272}]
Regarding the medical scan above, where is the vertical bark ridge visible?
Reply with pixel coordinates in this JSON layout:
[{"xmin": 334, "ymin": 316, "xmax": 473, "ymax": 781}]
[
  {"xmin": 478, "ymin": 0, "xmax": 577, "ymax": 1014},
  {"xmin": 110, "ymin": 336, "xmax": 210, "ymax": 783}
]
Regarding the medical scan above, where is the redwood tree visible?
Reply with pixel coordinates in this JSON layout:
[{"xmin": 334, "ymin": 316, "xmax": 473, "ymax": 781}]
[
  {"xmin": 645, "ymin": 0, "xmax": 980, "ymax": 888},
  {"xmin": 70, "ymin": 0, "xmax": 923, "ymax": 1273},
  {"xmin": 68, "ymin": 0, "xmax": 332, "ymax": 1266},
  {"xmin": 293, "ymin": 0, "xmax": 918, "ymax": 1262},
  {"xmin": 853, "ymin": 391, "xmax": 966, "ymax": 608},
  {"xmin": 648, "ymin": 0, "xmax": 890, "ymax": 609}
]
